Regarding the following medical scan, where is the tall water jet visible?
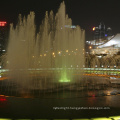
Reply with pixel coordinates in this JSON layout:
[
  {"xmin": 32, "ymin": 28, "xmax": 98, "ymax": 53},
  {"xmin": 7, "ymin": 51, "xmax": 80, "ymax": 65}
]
[{"xmin": 5, "ymin": 2, "xmax": 85, "ymax": 92}]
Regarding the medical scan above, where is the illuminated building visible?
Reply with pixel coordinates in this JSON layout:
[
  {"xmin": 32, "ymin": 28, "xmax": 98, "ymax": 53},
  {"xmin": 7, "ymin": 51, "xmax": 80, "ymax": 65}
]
[
  {"xmin": 86, "ymin": 34, "xmax": 120, "ymax": 55},
  {"xmin": 0, "ymin": 21, "xmax": 8, "ymax": 55},
  {"xmin": 92, "ymin": 22, "xmax": 112, "ymax": 45},
  {"xmin": 86, "ymin": 22, "xmax": 113, "ymax": 54},
  {"xmin": 91, "ymin": 34, "xmax": 120, "ymax": 55}
]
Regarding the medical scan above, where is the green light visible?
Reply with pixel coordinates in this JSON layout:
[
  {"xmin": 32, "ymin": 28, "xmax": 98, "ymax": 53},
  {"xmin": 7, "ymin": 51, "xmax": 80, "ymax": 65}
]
[
  {"xmin": 59, "ymin": 69, "xmax": 70, "ymax": 83},
  {"xmin": 59, "ymin": 79, "xmax": 70, "ymax": 83}
]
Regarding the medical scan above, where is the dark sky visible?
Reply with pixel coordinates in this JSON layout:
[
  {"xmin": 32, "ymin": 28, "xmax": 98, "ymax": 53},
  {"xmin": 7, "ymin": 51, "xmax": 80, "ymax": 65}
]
[{"xmin": 0, "ymin": 0, "xmax": 120, "ymax": 40}]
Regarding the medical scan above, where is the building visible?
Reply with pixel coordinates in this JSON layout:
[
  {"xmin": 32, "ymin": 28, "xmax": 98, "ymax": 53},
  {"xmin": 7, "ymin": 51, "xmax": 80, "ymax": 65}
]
[
  {"xmin": 0, "ymin": 21, "xmax": 8, "ymax": 56},
  {"xmin": 85, "ymin": 23, "xmax": 120, "ymax": 68},
  {"xmin": 86, "ymin": 22, "xmax": 113, "ymax": 54},
  {"xmin": 90, "ymin": 34, "xmax": 120, "ymax": 55},
  {"xmin": 92, "ymin": 22, "xmax": 112, "ymax": 45}
]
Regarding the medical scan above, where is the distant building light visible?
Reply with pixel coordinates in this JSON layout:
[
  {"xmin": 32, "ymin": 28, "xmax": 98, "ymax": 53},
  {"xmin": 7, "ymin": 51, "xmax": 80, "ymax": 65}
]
[
  {"xmin": 92, "ymin": 27, "xmax": 95, "ymax": 31},
  {"xmin": 44, "ymin": 54, "xmax": 46, "ymax": 56},
  {"xmin": 65, "ymin": 25, "xmax": 76, "ymax": 29},
  {"xmin": 71, "ymin": 25, "xmax": 76, "ymax": 28},
  {"xmin": 89, "ymin": 46, "xmax": 92, "ymax": 49},
  {"xmin": 66, "ymin": 50, "xmax": 68, "ymax": 52},
  {"xmin": 58, "ymin": 51, "xmax": 61, "ymax": 54},
  {"xmin": 97, "ymin": 56, "xmax": 102, "ymax": 58},
  {"xmin": 0, "ymin": 21, "xmax": 7, "ymax": 26},
  {"xmin": 107, "ymin": 27, "xmax": 111, "ymax": 30},
  {"xmin": 110, "ymin": 77, "xmax": 116, "ymax": 79},
  {"xmin": 105, "ymin": 34, "xmax": 107, "ymax": 37}
]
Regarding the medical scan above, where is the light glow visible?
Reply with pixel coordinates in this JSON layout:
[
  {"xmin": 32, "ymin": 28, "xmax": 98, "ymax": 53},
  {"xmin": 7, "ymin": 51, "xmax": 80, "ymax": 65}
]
[
  {"xmin": 66, "ymin": 50, "xmax": 68, "ymax": 52},
  {"xmin": 89, "ymin": 46, "xmax": 92, "ymax": 49},
  {"xmin": 58, "ymin": 51, "xmax": 61, "ymax": 54},
  {"xmin": 0, "ymin": 95, "xmax": 7, "ymax": 102},
  {"xmin": 92, "ymin": 27, "xmax": 95, "ymax": 31},
  {"xmin": 0, "ymin": 21, "xmax": 7, "ymax": 26},
  {"xmin": 59, "ymin": 71, "xmax": 70, "ymax": 83},
  {"xmin": 59, "ymin": 79, "xmax": 70, "ymax": 83}
]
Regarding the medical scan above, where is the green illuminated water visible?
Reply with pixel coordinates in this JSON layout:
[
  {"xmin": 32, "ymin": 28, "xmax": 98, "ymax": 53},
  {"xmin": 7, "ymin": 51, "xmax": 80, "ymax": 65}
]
[{"xmin": 59, "ymin": 69, "xmax": 70, "ymax": 83}]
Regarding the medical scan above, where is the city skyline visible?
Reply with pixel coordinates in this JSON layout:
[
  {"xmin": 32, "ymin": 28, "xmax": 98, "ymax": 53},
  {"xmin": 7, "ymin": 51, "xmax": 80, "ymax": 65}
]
[{"xmin": 0, "ymin": 0, "xmax": 120, "ymax": 40}]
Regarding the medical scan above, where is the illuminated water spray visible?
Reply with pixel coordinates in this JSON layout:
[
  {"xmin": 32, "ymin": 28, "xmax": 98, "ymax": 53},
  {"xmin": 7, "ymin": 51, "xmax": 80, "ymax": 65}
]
[{"xmin": 5, "ymin": 2, "xmax": 85, "ymax": 89}]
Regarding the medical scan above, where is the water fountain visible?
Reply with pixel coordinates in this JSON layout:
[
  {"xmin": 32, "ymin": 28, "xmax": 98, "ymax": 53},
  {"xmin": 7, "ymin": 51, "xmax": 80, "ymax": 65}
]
[
  {"xmin": 0, "ymin": 2, "xmax": 119, "ymax": 98},
  {"xmin": 0, "ymin": 2, "xmax": 120, "ymax": 119},
  {"xmin": 1, "ymin": 2, "xmax": 85, "ymax": 97}
]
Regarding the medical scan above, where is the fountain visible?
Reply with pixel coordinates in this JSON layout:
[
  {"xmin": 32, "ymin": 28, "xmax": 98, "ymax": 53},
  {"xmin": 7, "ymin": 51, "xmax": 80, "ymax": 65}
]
[
  {"xmin": 0, "ymin": 2, "xmax": 120, "ymax": 119},
  {"xmin": 1, "ymin": 2, "xmax": 85, "ymax": 96},
  {"xmin": 1, "ymin": 2, "xmax": 119, "ymax": 99}
]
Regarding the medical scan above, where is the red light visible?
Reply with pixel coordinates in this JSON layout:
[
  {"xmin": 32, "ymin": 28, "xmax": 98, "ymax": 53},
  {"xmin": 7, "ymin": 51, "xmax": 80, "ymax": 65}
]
[
  {"xmin": 0, "ymin": 95, "xmax": 7, "ymax": 102},
  {"xmin": 0, "ymin": 21, "xmax": 7, "ymax": 26}
]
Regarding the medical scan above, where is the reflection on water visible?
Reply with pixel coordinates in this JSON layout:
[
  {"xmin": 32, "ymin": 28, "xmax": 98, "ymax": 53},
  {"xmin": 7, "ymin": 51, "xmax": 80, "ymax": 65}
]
[
  {"xmin": 0, "ymin": 93, "xmax": 120, "ymax": 118},
  {"xmin": 0, "ymin": 88, "xmax": 120, "ymax": 99},
  {"xmin": 0, "ymin": 91, "xmax": 120, "ymax": 118}
]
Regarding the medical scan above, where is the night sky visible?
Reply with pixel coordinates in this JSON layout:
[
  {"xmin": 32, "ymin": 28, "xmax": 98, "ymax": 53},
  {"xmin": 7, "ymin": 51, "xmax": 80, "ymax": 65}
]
[{"xmin": 0, "ymin": 0, "xmax": 120, "ymax": 40}]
